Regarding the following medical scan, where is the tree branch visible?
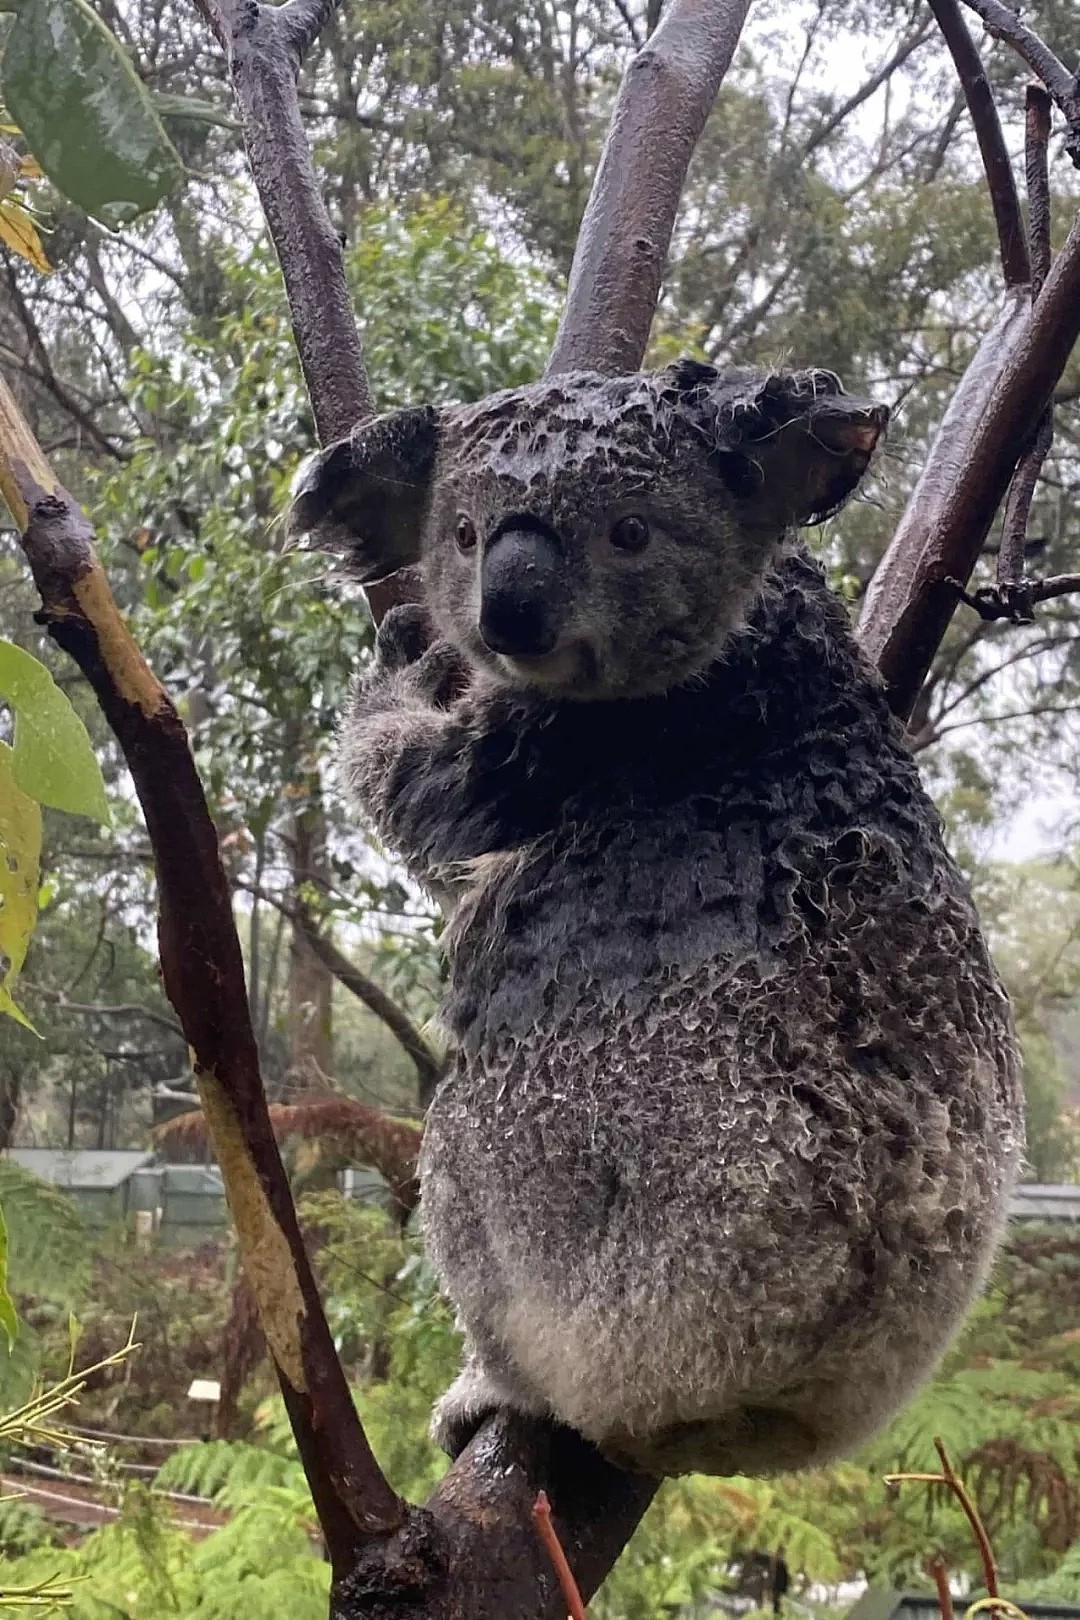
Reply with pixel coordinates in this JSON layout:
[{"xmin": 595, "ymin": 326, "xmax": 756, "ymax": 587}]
[
  {"xmin": 192, "ymin": 0, "xmax": 370, "ymax": 444},
  {"xmin": 857, "ymin": 200, "xmax": 1080, "ymax": 718},
  {"xmin": 997, "ymin": 85, "xmax": 1055, "ymax": 594},
  {"xmin": 545, "ymin": 0, "xmax": 752, "ymax": 375},
  {"xmin": 927, "ymin": 0, "xmax": 1030, "ymax": 286},
  {"xmin": 957, "ymin": 0, "xmax": 1080, "ymax": 162},
  {"xmin": 0, "ymin": 373, "xmax": 405, "ymax": 1569},
  {"xmin": 235, "ymin": 879, "xmax": 445, "ymax": 1104}
]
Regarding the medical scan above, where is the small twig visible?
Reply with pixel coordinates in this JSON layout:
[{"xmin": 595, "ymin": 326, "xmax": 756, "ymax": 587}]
[
  {"xmin": 934, "ymin": 1437, "xmax": 1000, "ymax": 1603},
  {"xmin": 932, "ymin": 1554, "xmax": 957, "ymax": 1620},
  {"xmin": 956, "ymin": 0, "xmax": 1080, "ymax": 162},
  {"xmin": 886, "ymin": 1438, "xmax": 1002, "ymax": 1615},
  {"xmin": 927, "ymin": 0, "xmax": 1030, "ymax": 287},
  {"xmin": 947, "ymin": 569, "xmax": 1080, "ymax": 621},
  {"xmin": 533, "ymin": 1490, "xmax": 589, "ymax": 1620}
]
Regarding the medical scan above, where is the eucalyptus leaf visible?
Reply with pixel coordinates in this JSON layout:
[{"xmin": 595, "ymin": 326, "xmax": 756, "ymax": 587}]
[
  {"xmin": 3, "ymin": 0, "xmax": 184, "ymax": 225},
  {"xmin": 0, "ymin": 640, "xmax": 109, "ymax": 822},
  {"xmin": 0, "ymin": 1205, "xmax": 17, "ymax": 1352},
  {"xmin": 0, "ymin": 740, "xmax": 40, "ymax": 1031}
]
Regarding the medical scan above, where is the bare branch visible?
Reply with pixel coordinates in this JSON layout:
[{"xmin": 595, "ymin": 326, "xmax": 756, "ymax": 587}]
[
  {"xmin": 927, "ymin": 0, "xmax": 1030, "ymax": 286},
  {"xmin": 858, "ymin": 201, "xmax": 1080, "ymax": 717},
  {"xmin": 236, "ymin": 879, "xmax": 444, "ymax": 1104},
  {"xmin": 545, "ymin": 0, "xmax": 752, "ymax": 376},
  {"xmin": 28, "ymin": 989, "xmax": 184, "ymax": 1037},
  {"xmin": 952, "ymin": 570, "xmax": 1080, "ymax": 620},
  {"xmin": 997, "ymin": 89, "xmax": 1052, "ymax": 595},
  {"xmin": 192, "ymin": 0, "xmax": 370, "ymax": 443},
  {"xmin": 1026, "ymin": 85, "xmax": 1053, "ymax": 293},
  {"xmin": 0, "ymin": 374, "xmax": 404, "ymax": 1568},
  {"xmin": 957, "ymin": 0, "xmax": 1080, "ymax": 161}
]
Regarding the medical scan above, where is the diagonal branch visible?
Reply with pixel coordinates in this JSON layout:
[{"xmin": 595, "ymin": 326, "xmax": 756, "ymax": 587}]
[
  {"xmin": 0, "ymin": 374, "xmax": 404, "ymax": 1570},
  {"xmin": 926, "ymin": 0, "xmax": 1029, "ymax": 286},
  {"xmin": 192, "ymin": 0, "xmax": 371, "ymax": 444},
  {"xmin": 545, "ymin": 0, "xmax": 753, "ymax": 376},
  {"xmin": 857, "ymin": 201, "xmax": 1080, "ymax": 718},
  {"xmin": 235, "ymin": 879, "xmax": 444, "ymax": 1103},
  {"xmin": 957, "ymin": 0, "xmax": 1080, "ymax": 161}
]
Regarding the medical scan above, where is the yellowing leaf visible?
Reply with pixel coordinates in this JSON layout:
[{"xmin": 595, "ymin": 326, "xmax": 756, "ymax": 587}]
[
  {"xmin": 18, "ymin": 155, "xmax": 43, "ymax": 180},
  {"xmin": 0, "ymin": 741, "xmax": 41, "ymax": 1032},
  {"xmin": 0, "ymin": 200, "xmax": 50, "ymax": 273}
]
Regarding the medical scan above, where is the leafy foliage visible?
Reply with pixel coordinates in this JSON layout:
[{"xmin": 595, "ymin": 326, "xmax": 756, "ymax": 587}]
[{"xmin": 2, "ymin": 0, "xmax": 183, "ymax": 225}]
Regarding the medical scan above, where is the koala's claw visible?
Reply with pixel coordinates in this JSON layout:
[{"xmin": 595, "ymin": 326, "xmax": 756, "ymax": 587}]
[
  {"xmin": 375, "ymin": 603, "xmax": 435, "ymax": 670},
  {"xmin": 431, "ymin": 1361, "xmax": 549, "ymax": 1458},
  {"xmin": 430, "ymin": 1367, "xmax": 503, "ymax": 1458},
  {"xmin": 414, "ymin": 642, "xmax": 471, "ymax": 708}
]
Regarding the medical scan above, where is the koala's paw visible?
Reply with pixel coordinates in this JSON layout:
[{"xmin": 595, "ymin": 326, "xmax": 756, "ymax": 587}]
[
  {"xmin": 374, "ymin": 606, "xmax": 470, "ymax": 708},
  {"xmin": 433, "ymin": 1362, "xmax": 540, "ymax": 1458},
  {"xmin": 374, "ymin": 603, "xmax": 435, "ymax": 671}
]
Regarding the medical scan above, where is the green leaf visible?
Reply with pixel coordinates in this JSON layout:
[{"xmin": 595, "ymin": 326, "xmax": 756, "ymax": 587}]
[
  {"xmin": 0, "ymin": 740, "xmax": 40, "ymax": 1030},
  {"xmin": 150, "ymin": 91, "xmax": 242, "ymax": 132},
  {"xmin": 2, "ymin": 0, "xmax": 184, "ymax": 226},
  {"xmin": 0, "ymin": 640, "xmax": 109, "ymax": 822},
  {"xmin": 0, "ymin": 1204, "xmax": 18, "ymax": 1352}
]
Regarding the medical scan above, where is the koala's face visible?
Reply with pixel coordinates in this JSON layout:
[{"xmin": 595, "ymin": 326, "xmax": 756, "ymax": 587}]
[{"xmin": 290, "ymin": 362, "xmax": 886, "ymax": 701}]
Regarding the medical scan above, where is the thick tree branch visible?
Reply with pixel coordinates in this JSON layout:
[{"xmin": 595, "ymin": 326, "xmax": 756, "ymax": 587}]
[
  {"xmin": 545, "ymin": 0, "xmax": 752, "ymax": 375},
  {"xmin": 0, "ymin": 374, "xmax": 404, "ymax": 1569},
  {"xmin": 192, "ymin": 0, "xmax": 370, "ymax": 444},
  {"xmin": 857, "ymin": 201, "xmax": 1080, "ymax": 717},
  {"xmin": 927, "ymin": 0, "xmax": 1029, "ymax": 286}
]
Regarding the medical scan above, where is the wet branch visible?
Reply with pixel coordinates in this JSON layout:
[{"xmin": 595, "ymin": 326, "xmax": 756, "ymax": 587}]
[
  {"xmin": 0, "ymin": 376, "xmax": 405, "ymax": 1573},
  {"xmin": 996, "ymin": 85, "xmax": 1054, "ymax": 598},
  {"xmin": 957, "ymin": 0, "xmax": 1080, "ymax": 161},
  {"xmin": 858, "ymin": 208, "xmax": 1080, "ymax": 717},
  {"xmin": 545, "ymin": 0, "xmax": 753, "ymax": 376},
  {"xmin": 926, "ymin": 0, "xmax": 1029, "ymax": 286}
]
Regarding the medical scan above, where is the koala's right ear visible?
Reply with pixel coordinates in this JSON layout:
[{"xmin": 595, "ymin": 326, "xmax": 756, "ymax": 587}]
[{"xmin": 287, "ymin": 405, "xmax": 440, "ymax": 583}]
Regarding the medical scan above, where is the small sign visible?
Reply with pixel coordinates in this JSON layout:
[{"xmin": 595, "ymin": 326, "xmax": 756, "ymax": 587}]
[{"xmin": 186, "ymin": 1378, "xmax": 221, "ymax": 1403}]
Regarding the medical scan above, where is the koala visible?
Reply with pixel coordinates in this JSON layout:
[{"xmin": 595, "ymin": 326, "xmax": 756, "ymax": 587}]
[{"xmin": 291, "ymin": 360, "xmax": 1023, "ymax": 1477}]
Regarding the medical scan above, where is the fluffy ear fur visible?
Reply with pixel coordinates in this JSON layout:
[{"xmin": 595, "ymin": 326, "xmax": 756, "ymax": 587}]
[
  {"xmin": 288, "ymin": 405, "xmax": 440, "ymax": 582},
  {"xmin": 666, "ymin": 360, "xmax": 887, "ymax": 529}
]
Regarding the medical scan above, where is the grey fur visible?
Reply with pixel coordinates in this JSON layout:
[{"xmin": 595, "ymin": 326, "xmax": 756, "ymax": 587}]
[{"xmin": 294, "ymin": 363, "xmax": 1023, "ymax": 1477}]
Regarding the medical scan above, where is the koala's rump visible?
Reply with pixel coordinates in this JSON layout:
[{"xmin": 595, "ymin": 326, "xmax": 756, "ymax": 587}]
[{"xmin": 421, "ymin": 837, "xmax": 1022, "ymax": 1471}]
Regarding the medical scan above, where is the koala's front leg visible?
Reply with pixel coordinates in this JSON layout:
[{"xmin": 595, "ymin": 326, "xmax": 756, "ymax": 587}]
[{"xmin": 341, "ymin": 604, "xmax": 523, "ymax": 885}]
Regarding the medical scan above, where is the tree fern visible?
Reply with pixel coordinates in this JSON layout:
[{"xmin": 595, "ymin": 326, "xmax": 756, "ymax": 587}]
[{"xmin": 0, "ymin": 1160, "xmax": 89, "ymax": 1306}]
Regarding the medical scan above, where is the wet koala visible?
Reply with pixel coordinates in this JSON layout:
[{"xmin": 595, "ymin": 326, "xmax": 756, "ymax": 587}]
[{"xmin": 291, "ymin": 360, "xmax": 1023, "ymax": 1477}]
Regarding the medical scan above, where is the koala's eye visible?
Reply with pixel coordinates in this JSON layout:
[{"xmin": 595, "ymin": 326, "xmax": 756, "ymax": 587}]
[
  {"xmin": 455, "ymin": 513, "xmax": 478, "ymax": 553},
  {"xmin": 609, "ymin": 515, "xmax": 650, "ymax": 554}
]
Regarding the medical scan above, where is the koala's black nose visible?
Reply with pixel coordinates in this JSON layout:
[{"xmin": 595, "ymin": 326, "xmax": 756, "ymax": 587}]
[{"xmin": 479, "ymin": 526, "xmax": 568, "ymax": 658}]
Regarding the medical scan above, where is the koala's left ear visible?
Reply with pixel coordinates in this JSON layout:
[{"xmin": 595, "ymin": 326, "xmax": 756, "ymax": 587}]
[
  {"xmin": 288, "ymin": 405, "xmax": 440, "ymax": 582},
  {"xmin": 671, "ymin": 363, "xmax": 888, "ymax": 529}
]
